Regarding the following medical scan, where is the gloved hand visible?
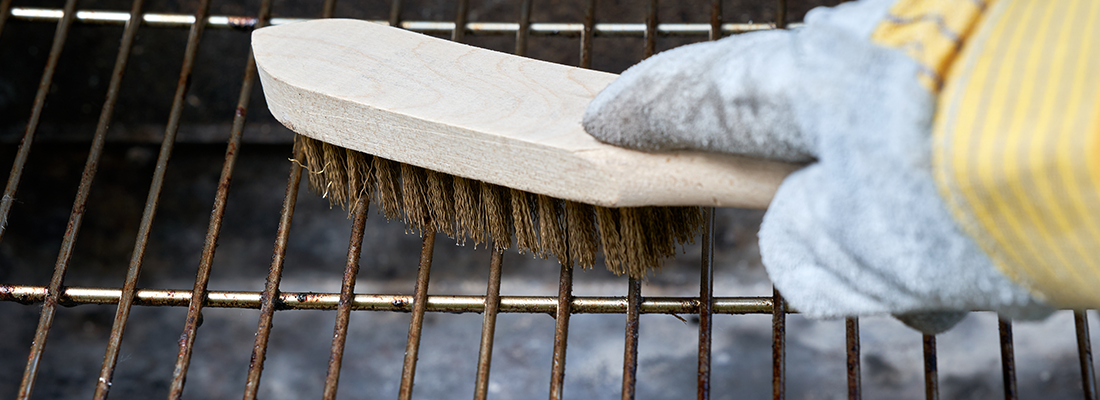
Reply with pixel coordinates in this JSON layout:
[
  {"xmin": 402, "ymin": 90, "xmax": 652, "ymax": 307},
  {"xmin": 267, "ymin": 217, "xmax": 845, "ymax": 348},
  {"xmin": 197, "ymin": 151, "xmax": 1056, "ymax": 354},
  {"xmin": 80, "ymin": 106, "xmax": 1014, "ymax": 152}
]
[{"xmin": 584, "ymin": 0, "xmax": 1098, "ymax": 334}]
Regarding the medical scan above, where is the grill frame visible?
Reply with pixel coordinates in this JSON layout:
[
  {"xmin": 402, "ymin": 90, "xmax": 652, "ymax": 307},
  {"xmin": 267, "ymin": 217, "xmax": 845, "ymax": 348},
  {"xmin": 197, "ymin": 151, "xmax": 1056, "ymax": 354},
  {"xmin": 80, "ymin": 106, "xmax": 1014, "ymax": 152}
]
[{"xmin": 0, "ymin": 1, "xmax": 1096, "ymax": 399}]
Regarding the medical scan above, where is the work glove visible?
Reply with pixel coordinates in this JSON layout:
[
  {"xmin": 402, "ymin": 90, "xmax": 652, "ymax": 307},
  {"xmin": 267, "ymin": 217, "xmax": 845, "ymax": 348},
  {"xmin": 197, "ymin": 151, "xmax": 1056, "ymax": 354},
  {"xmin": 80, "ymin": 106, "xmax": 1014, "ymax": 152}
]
[{"xmin": 584, "ymin": 0, "xmax": 1100, "ymax": 334}]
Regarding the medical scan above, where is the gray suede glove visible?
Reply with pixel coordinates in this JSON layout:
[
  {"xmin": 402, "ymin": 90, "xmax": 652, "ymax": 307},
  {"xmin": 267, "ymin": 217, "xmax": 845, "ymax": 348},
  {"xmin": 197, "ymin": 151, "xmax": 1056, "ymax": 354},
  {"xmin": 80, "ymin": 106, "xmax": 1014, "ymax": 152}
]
[{"xmin": 583, "ymin": 0, "xmax": 1052, "ymax": 334}]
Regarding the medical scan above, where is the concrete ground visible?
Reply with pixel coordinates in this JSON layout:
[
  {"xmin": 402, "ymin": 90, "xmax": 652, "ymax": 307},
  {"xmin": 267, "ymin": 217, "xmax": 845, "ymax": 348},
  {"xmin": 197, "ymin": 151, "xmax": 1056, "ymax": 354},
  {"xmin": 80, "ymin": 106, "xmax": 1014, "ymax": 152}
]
[{"xmin": 0, "ymin": 1, "xmax": 1097, "ymax": 399}]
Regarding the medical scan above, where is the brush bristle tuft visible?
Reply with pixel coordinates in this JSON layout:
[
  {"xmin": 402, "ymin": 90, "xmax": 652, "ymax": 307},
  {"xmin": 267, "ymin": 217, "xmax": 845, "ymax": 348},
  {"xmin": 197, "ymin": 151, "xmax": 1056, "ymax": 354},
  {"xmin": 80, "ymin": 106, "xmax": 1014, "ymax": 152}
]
[
  {"xmin": 373, "ymin": 156, "xmax": 402, "ymax": 220},
  {"xmin": 564, "ymin": 201, "xmax": 596, "ymax": 269},
  {"xmin": 399, "ymin": 163, "xmax": 430, "ymax": 233},
  {"xmin": 511, "ymin": 189, "xmax": 538, "ymax": 255},
  {"xmin": 321, "ymin": 142, "xmax": 349, "ymax": 208},
  {"xmin": 482, "ymin": 182, "xmax": 513, "ymax": 250},
  {"xmin": 537, "ymin": 195, "xmax": 568, "ymax": 265},
  {"xmin": 426, "ymin": 170, "xmax": 456, "ymax": 237},
  {"xmin": 344, "ymin": 148, "xmax": 374, "ymax": 216},
  {"xmin": 595, "ymin": 206, "xmax": 625, "ymax": 275},
  {"xmin": 454, "ymin": 176, "xmax": 486, "ymax": 246}
]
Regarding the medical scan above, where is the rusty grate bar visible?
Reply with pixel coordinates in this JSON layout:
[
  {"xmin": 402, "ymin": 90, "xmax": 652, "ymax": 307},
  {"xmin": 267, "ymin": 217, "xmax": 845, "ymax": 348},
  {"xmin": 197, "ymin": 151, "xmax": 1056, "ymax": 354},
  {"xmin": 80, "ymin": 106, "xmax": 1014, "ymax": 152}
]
[
  {"xmin": 698, "ymin": 208, "xmax": 715, "ymax": 400},
  {"xmin": 321, "ymin": 0, "xmax": 335, "ymax": 22},
  {"xmin": 846, "ymin": 317, "xmax": 861, "ymax": 400},
  {"xmin": 548, "ymin": 262, "xmax": 575, "ymax": 400},
  {"xmin": 452, "ymin": 0, "xmax": 469, "ymax": 42},
  {"xmin": 620, "ymin": 5, "xmax": 658, "ymax": 397},
  {"xmin": 398, "ymin": 229, "xmax": 438, "ymax": 400},
  {"xmin": 242, "ymin": 157, "xmax": 303, "ymax": 400},
  {"xmin": 167, "ymin": 1, "xmax": 270, "ymax": 397},
  {"xmin": 515, "ymin": 0, "xmax": 533, "ymax": 56},
  {"xmin": 1, "ymin": 0, "xmax": 77, "ymax": 244},
  {"xmin": 8, "ymin": 7, "xmax": 785, "ymax": 36},
  {"xmin": 473, "ymin": 249, "xmax": 505, "ymax": 400},
  {"xmin": 776, "ymin": 0, "xmax": 788, "ymax": 29},
  {"xmin": 1077, "ymin": 310, "xmax": 1098, "ymax": 400},
  {"xmin": 622, "ymin": 277, "xmax": 643, "ymax": 400},
  {"xmin": 697, "ymin": 209, "xmax": 716, "ymax": 398},
  {"xmin": 0, "ymin": 0, "xmax": 12, "ymax": 35},
  {"xmin": 999, "ymin": 318, "xmax": 1018, "ymax": 400},
  {"xmin": 773, "ymin": 288, "xmax": 786, "ymax": 400},
  {"xmin": 388, "ymin": 0, "xmax": 401, "ymax": 27},
  {"xmin": 924, "ymin": 334, "xmax": 939, "ymax": 400},
  {"xmin": 322, "ymin": 199, "xmax": 370, "ymax": 400},
  {"xmin": 14, "ymin": 1, "xmax": 96, "ymax": 398},
  {"xmin": 90, "ymin": 0, "xmax": 212, "ymax": 396},
  {"xmin": 643, "ymin": 0, "xmax": 657, "ymax": 58},
  {"xmin": 709, "ymin": 0, "xmax": 722, "ymax": 41},
  {"xmin": 579, "ymin": 0, "xmax": 597, "ymax": 69},
  {"xmin": 0, "ymin": 285, "xmax": 775, "ymax": 314}
]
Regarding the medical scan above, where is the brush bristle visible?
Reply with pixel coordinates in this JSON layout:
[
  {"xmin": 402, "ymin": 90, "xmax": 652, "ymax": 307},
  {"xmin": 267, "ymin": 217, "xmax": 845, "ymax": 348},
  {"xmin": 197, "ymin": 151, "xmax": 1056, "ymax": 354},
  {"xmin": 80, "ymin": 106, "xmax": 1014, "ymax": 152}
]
[
  {"xmin": 293, "ymin": 134, "xmax": 705, "ymax": 278},
  {"xmin": 454, "ymin": 176, "xmax": 486, "ymax": 246},
  {"xmin": 511, "ymin": 189, "xmax": 538, "ymax": 255},
  {"xmin": 595, "ymin": 206, "xmax": 625, "ymax": 275},
  {"xmin": 373, "ymin": 157, "xmax": 402, "ymax": 220},
  {"xmin": 564, "ymin": 201, "xmax": 596, "ymax": 269},
  {"xmin": 400, "ymin": 163, "xmax": 430, "ymax": 232},
  {"xmin": 482, "ymin": 182, "xmax": 512, "ymax": 250},
  {"xmin": 295, "ymin": 135, "xmax": 328, "ymax": 198},
  {"xmin": 345, "ymin": 148, "xmax": 374, "ymax": 215},
  {"xmin": 537, "ymin": 195, "xmax": 567, "ymax": 265},
  {"xmin": 426, "ymin": 170, "xmax": 456, "ymax": 237}
]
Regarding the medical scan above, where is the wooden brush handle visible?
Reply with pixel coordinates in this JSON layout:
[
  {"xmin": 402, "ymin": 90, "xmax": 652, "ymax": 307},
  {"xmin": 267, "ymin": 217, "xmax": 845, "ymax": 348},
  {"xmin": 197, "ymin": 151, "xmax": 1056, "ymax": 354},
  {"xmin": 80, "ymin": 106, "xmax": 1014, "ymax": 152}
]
[{"xmin": 252, "ymin": 19, "xmax": 799, "ymax": 209}]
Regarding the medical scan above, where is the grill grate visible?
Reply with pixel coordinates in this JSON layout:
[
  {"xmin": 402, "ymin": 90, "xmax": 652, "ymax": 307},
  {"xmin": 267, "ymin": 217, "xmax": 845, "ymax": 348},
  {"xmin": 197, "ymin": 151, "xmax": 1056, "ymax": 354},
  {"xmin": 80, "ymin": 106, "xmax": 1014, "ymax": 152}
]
[{"xmin": 0, "ymin": 1, "xmax": 1097, "ymax": 399}]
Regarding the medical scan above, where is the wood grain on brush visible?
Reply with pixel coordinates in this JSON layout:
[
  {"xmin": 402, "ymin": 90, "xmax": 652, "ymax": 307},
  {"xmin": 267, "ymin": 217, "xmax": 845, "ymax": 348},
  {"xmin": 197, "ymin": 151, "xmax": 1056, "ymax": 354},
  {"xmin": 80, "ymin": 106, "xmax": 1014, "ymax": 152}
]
[{"xmin": 252, "ymin": 18, "xmax": 797, "ymax": 209}]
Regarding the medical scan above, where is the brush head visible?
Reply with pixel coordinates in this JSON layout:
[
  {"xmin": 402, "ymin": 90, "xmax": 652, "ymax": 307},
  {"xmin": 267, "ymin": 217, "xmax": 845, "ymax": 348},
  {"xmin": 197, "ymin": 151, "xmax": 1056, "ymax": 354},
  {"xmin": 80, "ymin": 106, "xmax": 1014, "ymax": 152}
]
[
  {"xmin": 259, "ymin": 19, "xmax": 769, "ymax": 276},
  {"xmin": 255, "ymin": 19, "xmax": 797, "ymax": 210}
]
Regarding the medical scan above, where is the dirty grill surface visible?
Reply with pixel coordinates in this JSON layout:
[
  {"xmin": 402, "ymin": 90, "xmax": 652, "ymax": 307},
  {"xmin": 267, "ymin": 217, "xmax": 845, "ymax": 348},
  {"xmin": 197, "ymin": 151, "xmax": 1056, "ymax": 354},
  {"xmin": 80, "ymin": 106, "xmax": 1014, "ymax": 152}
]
[{"xmin": 0, "ymin": 1, "xmax": 1097, "ymax": 399}]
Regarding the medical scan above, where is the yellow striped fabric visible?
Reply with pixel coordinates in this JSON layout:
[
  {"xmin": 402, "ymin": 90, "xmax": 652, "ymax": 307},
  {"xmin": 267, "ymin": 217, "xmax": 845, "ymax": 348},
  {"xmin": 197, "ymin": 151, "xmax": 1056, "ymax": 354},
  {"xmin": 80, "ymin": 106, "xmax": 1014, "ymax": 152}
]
[
  {"xmin": 933, "ymin": 0, "xmax": 1100, "ymax": 307},
  {"xmin": 870, "ymin": 0, "xmax": 993, "ymax": 92}
]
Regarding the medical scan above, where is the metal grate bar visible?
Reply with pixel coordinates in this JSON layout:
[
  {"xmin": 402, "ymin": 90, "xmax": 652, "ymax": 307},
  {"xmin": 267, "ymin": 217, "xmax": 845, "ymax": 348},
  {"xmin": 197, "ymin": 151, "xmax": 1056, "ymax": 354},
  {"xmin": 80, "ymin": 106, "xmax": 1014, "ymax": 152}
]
[
  {"xmin": 999, "ymin": 319, "xmax": 1018, "ymax": 400},
  {"xmin": 242, "ymin": 158, "xmax": 303, "ymax": 400},
  {"xmin": 698, "ymin": 208, "xmax": 715, "ymax": 400},
  {"xmin": 846, "ymin": 317, "xmax": 861, "ymax": 400},
  {"xmin": 473, "ymin": 249, "xmax": 505, "ymax": 400},
  {"xmin": 1077, "ymin": 310, "xmax": 1098, "ymax": 400},
  {"xmin": 388, "ymin": 0, "xmax": 401, "ymax": 28},
  {"xmin": 14, "ymin": 0, "xmax": 105, "ymax": 398},
  {"xmin": 322, "ymin": 0, "xmax": 335, "ymax": 22},
  {"xmin": 92, "ymin": 0, "xmax": 212, "ymax": 396},
  {"xmin": 772, "ymin": 288, "xmax": 786, "ymax": 400},
  {"xmin": 579, "ymin": 0, "xmax": 596, "ymax": 69},
  {"xmin": 549, "ymin": 262, "xmax": 575, "ymax": 400},
  {"xmin": 622, "ymin": 277, "xmax": 642, "ymax": 400},
  {"xmin": 621, "ymin": 6, "xmax": 658, "ymax": 395},
  {"xmin": 515, "ymin": 0, "xmax": 533, "ymax": 56},
  {"xmin": 8, "ymin": 7, "xmax": 784, "ymax": 36},
  {"xmin": 771, "ymin": 4, "xmax": 789, "ymax": 399},
  {"xmin": 322, "ymin": 199, "xmax": 370, "ymax": 400},
  {"xmin": 398, "ymin": 229, "xmax": 438, "ymax": 400},
  {"xmin": 776, "ymin": 0, "xmax": 788, "ymax": 29},
  {"xmin": 709, "ymin": 0, "xmax": 722, "ymax": 41},
  {"xmin": 643, "ymin": 0, "xmax": 657, "ymax": 58},
  {"xmin": 0, "ymin": 0, "xmax": 77, "ymax": 244},
  {"xmin": 168, "ymin": 1, "xmax": 270, "ymax": 397},
  {"xmin": 549, "ymin": 8, "xmax": 595, "ymax": 395},
  {"xmin": 0, "ymin": 285, "xmax": 774, "ymax": 313},
  {"xmin": 0, "ymin": 0, "xmax": 11, "ymax": 36},
  {"xmin": 452, "ymin": 0, "xmax": 469, "ymax": 42},
  {"xmin": 924, "ymin": 334, "xmax": 939, "ymax": 400}
]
